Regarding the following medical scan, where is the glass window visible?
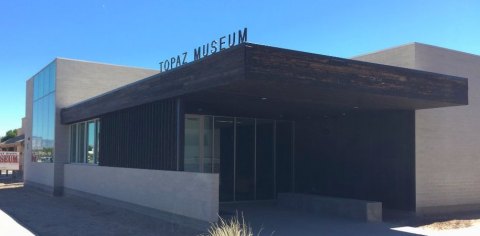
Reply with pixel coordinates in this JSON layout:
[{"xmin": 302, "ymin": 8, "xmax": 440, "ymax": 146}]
[
  {"xmin": 95, "ymin": 120, "xmax": 100, "ymax": 164},
  {"xmin": 70, "ymin": 124, "xmax": 77, "ymax": 163},
  {"xmin": 184, "ymin": 115, "xmax": 214, "ymax": 172},
  {"xmin": 69, "ymin": 119, "xmax": 100, "ymax": 165},
  {"xmin": 235, "ymin": 118, "xmax": 255, "ymax": 201},
  {"xmin": 203, "ymin": 116, "xmax": 213, "ymax": 172},
  {"xmin": 49, "ymin": 93, "xmax": 55, "ymax": 141},
  {"xmin": 32, "ymin": 62, "xmax": 56, "ymax": 163},
  {"xmin": 184, "ymin": 115, "xmax": 201, "ymax": 172},
  {"xmin": 44, "ymin": 68, "xmax": 50, "ymax": 94},
  {"xmin": 33, "ymin": 75, "xmax": 39, "ymax": 100},
  {"xmin": 49, "ymin": 63, "xmax": 56, "ymax": 93},
  {"xmin": 256, "ymin": 119, "xmax": 275, "ymax": 200},
  {"xmin": 35, "ymin": 72, "xmax": 45, "ymax": 98},
  {"xmin": 215, "ymin": 117, "xmax": 235, "ymax": 202},
  {"xmin": 78, "ymin": 122, "xmax": 86, "ymax": 163},
  {"xmin": 185, "ymin": 114, "xmax": 294, "ymax": 202},
  {"xmin": 87, "ymin": 121, "xmax": 96, "ymax": 164}
]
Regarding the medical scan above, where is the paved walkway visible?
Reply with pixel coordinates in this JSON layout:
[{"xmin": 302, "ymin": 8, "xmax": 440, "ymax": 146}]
[
  {"xmin": 0, "ymin": 181, "xmax": 201, "ymax": 236},
  {"xmin": 221, "ymin": 202, "xmax": 419, "ymax": 236},
  {"xmin": 0, "ymin": 208, "xmax": 34, "ymax": 236},
  {"xmin": 2, "ymin": 180, "xmax": 479, "ymax": 236}
]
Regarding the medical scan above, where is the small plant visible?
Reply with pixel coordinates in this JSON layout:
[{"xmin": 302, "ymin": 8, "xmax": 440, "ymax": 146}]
[{"xmin": 202, "ymin": 213, "xmax": 256, "ymax": 236}]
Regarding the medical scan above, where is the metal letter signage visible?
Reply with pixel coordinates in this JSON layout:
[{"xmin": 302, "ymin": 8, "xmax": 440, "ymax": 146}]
[
  {"xmin": 159, "ymin": 27, "xmax": 248, "ymax": 72},
  {"xmin": 0, "ymin": 152, "xmax": 19, "ymax": 170}
]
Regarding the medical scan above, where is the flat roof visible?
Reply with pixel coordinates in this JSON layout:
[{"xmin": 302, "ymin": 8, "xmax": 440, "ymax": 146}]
[{"xmin": 61, "ymin": 43, "xmax": 468, "ymax": 124}]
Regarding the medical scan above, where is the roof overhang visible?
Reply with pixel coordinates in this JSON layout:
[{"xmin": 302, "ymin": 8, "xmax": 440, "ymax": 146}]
[{"xmin": 61, "ymin": 43, "xmax": 468, "ymax": 124}]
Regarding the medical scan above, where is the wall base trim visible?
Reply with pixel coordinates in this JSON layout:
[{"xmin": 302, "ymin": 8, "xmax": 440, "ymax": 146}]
[
  {"xmin": 24, "ymin": 180, "xmax": 55, "ymax": 195},
  {"xmin": 416, "ymin": 204, "xmax": 480, "ymax": 216},
  {"xmin": 63, "ymin": 187, "xmax": 211, "ymax": 231}
]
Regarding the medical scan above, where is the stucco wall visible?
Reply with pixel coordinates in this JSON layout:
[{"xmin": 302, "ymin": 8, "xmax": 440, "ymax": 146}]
[
  {"xmin": 354, "ymin": 43, "xmax": 480, "ymax": 211},
  {"xmin": 64, "ymin": 164, "xmax": 219, "ymax": 222}
]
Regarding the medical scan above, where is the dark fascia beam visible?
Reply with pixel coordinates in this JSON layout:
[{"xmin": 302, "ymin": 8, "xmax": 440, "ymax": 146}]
[
  {"xmin": 244, "ymin": 43, "xmax": 468, "ymax": 107},
  {"xmin": 61, "ymin": 43, "xmax": 247, "ymax": 124},
  {"xmin": 61, "ymin": 43, "xmax": 468, "ymax": 124}
]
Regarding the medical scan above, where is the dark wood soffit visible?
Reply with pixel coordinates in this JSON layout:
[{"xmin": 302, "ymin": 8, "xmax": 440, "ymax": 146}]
[
  {"xmin": 61, "ymin": 44, "xmax": 246, "ymax": 124},
  {"xmin": 244, "ymin": 44, "xmax": 468, "ymax": 105}
]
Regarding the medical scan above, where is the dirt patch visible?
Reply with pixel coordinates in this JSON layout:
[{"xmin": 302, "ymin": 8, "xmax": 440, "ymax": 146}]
[{"xmin": 419, "ymin": 219, "xmax": 480, "ymax": 231}]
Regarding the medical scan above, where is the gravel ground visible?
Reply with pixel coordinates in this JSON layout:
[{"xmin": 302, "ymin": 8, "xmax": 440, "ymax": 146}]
[
  {"xmin": 0, "ymin": 180, "xmax": 203, "ymax": 236},
  {"xmin": 420, "ymin": 219, "xmax": 480, "ymax": 231}
]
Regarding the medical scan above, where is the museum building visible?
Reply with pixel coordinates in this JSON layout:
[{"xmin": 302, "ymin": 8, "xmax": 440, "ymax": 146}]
[{"xmin": 23, "ymin": 42, "xmax": 480, "ymax": 226}]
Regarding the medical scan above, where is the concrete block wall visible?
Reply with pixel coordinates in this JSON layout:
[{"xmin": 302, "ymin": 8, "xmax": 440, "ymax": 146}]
[
  {"xmin": 54, "ymin": 58, "xmax": 158, "ymax": 195},
  {"xmin": 24, "ymin": 58, "xmax": 158, "ymax": 193},
  {"xmin": 354, "ymin": 43, "xmax": 480, "ymax": 213},
  {"xmin": 64, "ymin": 165, "xmax": 219, "ymax": 223}
]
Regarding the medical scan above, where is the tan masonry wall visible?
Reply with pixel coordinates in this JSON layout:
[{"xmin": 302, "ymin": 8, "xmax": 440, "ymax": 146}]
[{"xmin": 354, "ymin": 43, "xmax": 480, "ymax": 212}]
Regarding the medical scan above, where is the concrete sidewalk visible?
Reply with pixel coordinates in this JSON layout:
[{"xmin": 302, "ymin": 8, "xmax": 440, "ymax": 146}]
[
  {"xmin": 0, "ymin": 209, "xmax": 34, "ymax": 236},
  {"xmin": 220, "ymin": 202, "xmax": 419, "ymax": 236},
  {"xmin": 0, "ymin": 182, "xmax": 202, "ymax": 236},
  {"xmin": 3, "ymin": 181, "xmax": 478, "ymax": 236}
]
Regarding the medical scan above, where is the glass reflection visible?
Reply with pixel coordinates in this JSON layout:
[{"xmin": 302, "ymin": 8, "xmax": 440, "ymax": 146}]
[
  {"xmin": 69, "ymin": 119, "xmax": 100, "ymax": 164},
  {"xmin": 87, "ymin": 122, "xmax": 96, "ymax": 164},
  {"xmin": 184, "ymin": 114, "xmax": 294, "ymax": 202},
  {"xmin": 32, "ymin": 62, "xmax": 56, "ymax": 163}
]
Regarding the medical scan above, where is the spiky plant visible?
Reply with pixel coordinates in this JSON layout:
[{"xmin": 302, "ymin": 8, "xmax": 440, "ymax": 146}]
[{"xmin": 202, "ymin": 213, "xmax": 255, "ymax": 236}]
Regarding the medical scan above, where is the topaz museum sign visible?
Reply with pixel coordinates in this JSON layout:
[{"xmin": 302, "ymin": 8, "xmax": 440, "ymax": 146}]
[{"xmin": 159, "ymin": 28, "xmax": 248, "ymax": 72}]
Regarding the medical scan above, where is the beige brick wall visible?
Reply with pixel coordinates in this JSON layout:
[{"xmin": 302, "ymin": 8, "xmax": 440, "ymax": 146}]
[{"xmin": 354, "ymin": 43, "xmax": 480, "ymax": 211}]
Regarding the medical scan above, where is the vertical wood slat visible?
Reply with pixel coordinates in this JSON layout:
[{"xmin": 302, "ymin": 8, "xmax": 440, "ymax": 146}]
[{"xmin": 99, "ymin": 99, "xmax": 178, "ymax": 170}]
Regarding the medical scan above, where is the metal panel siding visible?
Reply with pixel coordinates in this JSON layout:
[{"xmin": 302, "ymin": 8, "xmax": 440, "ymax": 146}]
[{"xmin": 99, "ymin": 99, "xmax": 178, "ymax": 170}]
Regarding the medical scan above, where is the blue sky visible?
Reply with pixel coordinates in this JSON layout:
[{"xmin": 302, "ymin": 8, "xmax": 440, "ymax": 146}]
[{"xmin": 0, "ymin": 0, "xmax": 479, "ymax": 137}]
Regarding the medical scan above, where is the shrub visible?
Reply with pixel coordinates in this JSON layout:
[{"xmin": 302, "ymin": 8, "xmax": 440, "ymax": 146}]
[{"xmin": 202, "ymin": 213, "xmax": 256, "ymax": 236}]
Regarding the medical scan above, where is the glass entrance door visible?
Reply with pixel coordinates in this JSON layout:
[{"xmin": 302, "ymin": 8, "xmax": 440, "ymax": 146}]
[
  {"xmin": 215, "ymin": 117, "xmax": 235, "ymax": 202},
  {"xmin": 184, "ymin": 115, "xmax": 294, "ymax": 202},
  {"xmin": 184, "ymin": 115, "xmax": 213, "ymax": 172}
]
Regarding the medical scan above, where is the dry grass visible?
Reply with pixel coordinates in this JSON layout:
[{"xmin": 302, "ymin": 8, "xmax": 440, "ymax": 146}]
[
  {"xmin": 419, "ymin": 219, "xmax": 480, "ymax": 231},
  {"xmin": 202, "ymin": 213, "xmax": 262, "ymax": 236}
]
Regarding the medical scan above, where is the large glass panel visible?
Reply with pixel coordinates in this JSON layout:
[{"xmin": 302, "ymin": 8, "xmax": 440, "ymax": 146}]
[
  {"xmin": 78, "ymin": 123, "xmax": 86, "ymax": 163},
  {"xmin": 87, "ymin": 121, "xmax": 96, "ymax": 164},
  {"xmin": 70, "ymin": 120, "xmax": 100, "ymax": 164},
  {"xmin": 44, "ymin": 68, "xmax": 50, "ymax": 94},
  {"xmin": 70, "ymin": 124, "xmax": 77, "ymax": 162},
  {"xmin": 31, "ymin": 62, "xmax": 56, "ymax": 163},
  {"xmin": 215, "ymin": 117, "xmax": 235, "ymax": 202},
  {"xmin": 46, "ymin": 94, "xmax": 53, "ymax": 148},
  {"xmin": 38, "ymin": 98, "xmax": 44, "ymax": 148},
  {"xmin": 235, "ymin": 118, "xmax": 255, "ymax": 201},
  {"xmin": 95, "ymin": 120, "xmax": 100, "ymax": 164},
  {"xmin": 33, "ymin": 75, "xmax": 39, "ymax": 100},
  {"xmin": 184, "ymin": 116, "xmax": 201, "ymax": 172},
  {"xmin": 49, "ymin": 63, "xmax": 56, "ymax": 93},
  {"xmin": 49, "ymin": 93, "xmax": 55, "ymax": 142},
  {"xmin": 38, "ymin": 73, "xmax": 44, "ymax": 99},
  {"xmin": 256, "ymin": 119, "xmax": 275, "ymax": 200},
  {"xmin": 203, "ymin": 116, "xmax": 213, "ymax": 173},
  {"xmin": 276, "ymin": 121, "xmax": 294, "ymax": 194}
]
